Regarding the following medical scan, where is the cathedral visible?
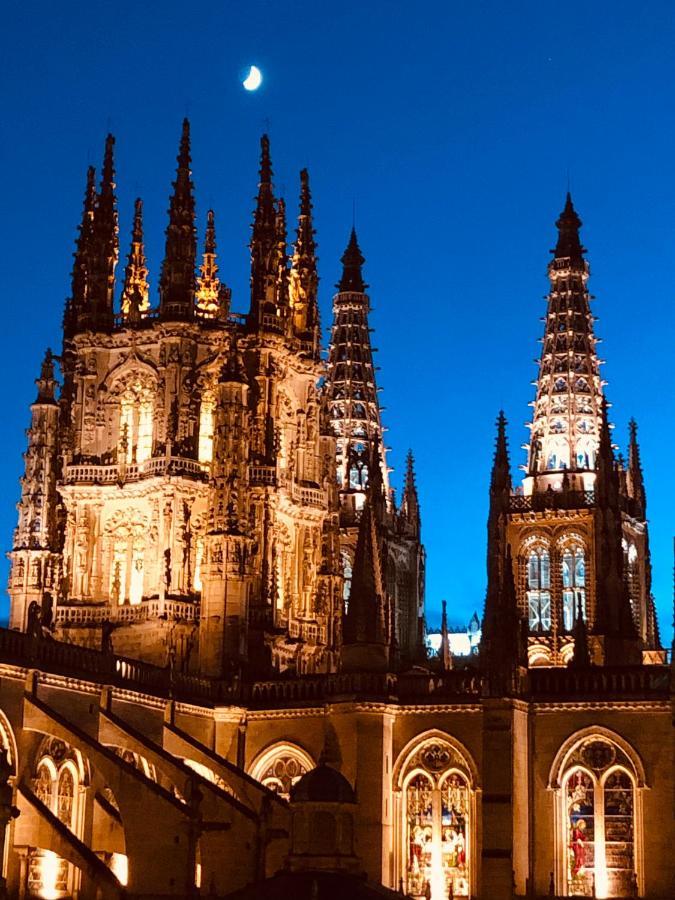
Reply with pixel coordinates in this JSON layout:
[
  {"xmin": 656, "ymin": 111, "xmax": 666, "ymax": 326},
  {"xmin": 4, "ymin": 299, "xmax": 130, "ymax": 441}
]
[{"xmin": 0, "ymin": 121, "xmax": 671, "ymax": 899}]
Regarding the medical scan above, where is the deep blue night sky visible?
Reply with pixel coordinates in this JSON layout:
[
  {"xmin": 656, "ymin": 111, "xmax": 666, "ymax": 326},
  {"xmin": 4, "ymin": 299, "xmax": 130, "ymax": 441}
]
[{"xmin": 1, "ymin": 1, "xmax": 673, "ymax": 643}]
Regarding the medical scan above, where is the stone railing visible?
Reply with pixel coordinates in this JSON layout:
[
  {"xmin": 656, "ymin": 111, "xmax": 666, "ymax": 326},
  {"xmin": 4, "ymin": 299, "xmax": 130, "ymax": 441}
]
[
  {"xmin": 247, "ymin": 669, "xmax": 484, "ymax": 708},
  {"xmin": 529, "ymin": 665, "xmax": 671, "ymax": 700},
  {"xmin": 248, "ymin": 465, "xmax": 277, "ymax": 487},
  {"xmin": 56, "ymin": 598, "xmax": 199, "ymax": 627},
  {"xmin": 64, "ymin": 456, "xmax": 207, "ymax": 485},
  {"xmin": 291, "ymin": 482, "xmax": 326, "ymax": 508},
  {"xmin": 509, "ymin": 490, "xmax": 595, "ymax": 513},
  {"xmin": 0, "ymin": 626, "xmax": 236, "ymax": 704}
]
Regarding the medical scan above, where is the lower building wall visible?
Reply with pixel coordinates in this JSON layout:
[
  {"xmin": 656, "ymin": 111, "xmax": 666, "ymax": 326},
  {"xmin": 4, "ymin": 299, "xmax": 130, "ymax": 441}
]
[{"xmin": 0, "ymin": 668, "xmax": 671, "ymax": 898}]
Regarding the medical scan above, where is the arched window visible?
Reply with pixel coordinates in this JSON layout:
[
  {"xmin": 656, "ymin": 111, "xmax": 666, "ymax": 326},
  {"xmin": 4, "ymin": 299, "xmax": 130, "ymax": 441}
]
[
  {"xmin": 547, "ymin": 438, "xmax": 570, "ymax": 470},
  {"xmin": 397, "ymin": 735, "xmax": 475, "ymax": 899},
  {"xmin": 562, "ymin": 546, "xmax": 586, "ymax": 631},
  {"xmin": 118, "ymin": 378, "xmax": 154, "ymax": 464},
  {"xmin": 527, "ymin": 546, "xmax": 551, "ymax": 631},
  {"xmin": 198, "ymin": 393, "xmax": 216, "ymax": 464},
  {"xmin": 249, "ymin": 743, "xmax": 315, "ymax": 801},
  {"xmin": 557, "ymin": 736, "xmax": 641, "ymax": 898},
  {"xmin": 28, "ymin": 740, "xmax": 84, "ymax": 898}
]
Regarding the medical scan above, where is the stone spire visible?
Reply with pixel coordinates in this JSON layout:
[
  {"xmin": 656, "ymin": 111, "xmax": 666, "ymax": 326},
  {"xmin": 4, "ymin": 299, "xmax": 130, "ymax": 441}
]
[
  {"xmin": 35, "ymin": 349, "xmax": 58, "ymax": 405},
  {"xmin": 482, "ymin": 413, "xmax": 525, "ymax": 688},
  {"xmin": 626, "ymin": 418, "xmax": 646, "ymax": 516},
  {"xmin": 440, "ymin": 599, "xmax": 452, "ymax": 670},
  {"xmin": 65, "ymin": 165, "xmax": 97, "ymax": 337},
  {"xmin": 337, "ymin": 227, "xmax": 366, "ymax": 293},
  {"xmin": 342, "ymin": 494, "xmax": 387, "ymax": 669},
  {"xmin": 524, "ymin": 193, "xmax": 604, "ymax": 494},
  {"xmin": 289, "ymin": 168, "xmax": 320, "ymax": 357},
  {"xmin": 159, "ymin": 118, "xmax": 197, "ymax": 320},
  {"xmin": 90, "ymin": 134, "xmax": 119, "ymax": 331},
  {"xmin": 65, "ymin": 137, "xmax": 119, "ymax": 335},
  {"xmin": 9, "ymin": 350, "xmax": 62, "ymax": 630},
  {"xmin": 400, "ymin": 450, "xmax": 421, "ymax": 537},
  {"xmin": 121, "ymin": 198, "xmax": 150, "ymax": 323},
  {"xmin": 593, "ymin": 399, "xmax": 640, "ymax": 659},
  {"xmin": 249, "ymin": 134, "xmax": 289, "ymax": 333},
  {"xmin": 326, "ymin": 230, "xmax": 389, "ymax": 521},
  {"xmin": 196, "ymin": 210, "xmax": 231, "ymax": 320},
  {"xmin": 554, "ymin": 192, "xmax": 585, "ymax": 267}
]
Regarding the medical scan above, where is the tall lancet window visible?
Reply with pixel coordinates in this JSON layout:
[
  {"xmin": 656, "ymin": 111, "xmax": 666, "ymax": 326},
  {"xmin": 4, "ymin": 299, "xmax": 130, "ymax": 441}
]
[
  {"xmin": 527, "ymin": 546, "xmax": 551, "ymax": 631},
  {"xmin": 118, "ymin": 378, "xmax": 154, "ymax": 464},
  {"xmin": 556, "ymin": 735, "xmax": 641, "ymax": 898},
  {"xmin": 562, "ymin": 545, "xmax": 586, "ymax": 630},
  {"xmin": 198, "ymin": 393, "xmax": 215, "ymax": 464},
  {"xmin": 397, "ymin": 736, "xmax": 474, "ymax": 899}
]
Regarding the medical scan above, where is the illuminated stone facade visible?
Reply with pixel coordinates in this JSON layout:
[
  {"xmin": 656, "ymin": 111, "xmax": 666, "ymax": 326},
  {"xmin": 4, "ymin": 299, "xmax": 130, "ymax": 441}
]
[{"xmin": 0, "ymin": 126, "xmax": 672, "ymax": 899}]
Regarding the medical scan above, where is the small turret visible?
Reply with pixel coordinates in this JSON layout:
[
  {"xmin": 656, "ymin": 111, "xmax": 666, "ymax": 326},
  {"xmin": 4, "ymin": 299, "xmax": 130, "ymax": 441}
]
[
  {"xmin": 159, "ymin": 119, "xmax": 197, "ymax": 320},
  {"xmin": 196, "ymin": 210, "xmax": 230, "ymax": 320},
  {"xmin": 400, "ymin": 450, "xmax": 421, "ymax": 537},
  {"xmin": 121, "ymin": 198, "xmax": 150, "ymax": 323},
  {"xmin": 626, "ymin": 418, "xmax": 646, "ymax": 516}
]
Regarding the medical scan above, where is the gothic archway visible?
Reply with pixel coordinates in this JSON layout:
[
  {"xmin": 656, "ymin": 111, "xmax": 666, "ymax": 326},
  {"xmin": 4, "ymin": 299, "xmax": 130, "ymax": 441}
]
[
  {"xmin": 394, "ymin": 731, "xmax": 478, "ymax": 900},
  {"xmin": 549, "ymin": 729, "xmax": 645, "ymax": 898}
]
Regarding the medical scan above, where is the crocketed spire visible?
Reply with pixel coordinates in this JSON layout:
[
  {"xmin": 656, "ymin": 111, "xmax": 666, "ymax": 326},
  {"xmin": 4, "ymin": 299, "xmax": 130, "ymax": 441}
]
[
  {"xmin": 289, "ymin": 168, "xmax": 320, "ymax": 356},
  {"xmin": 159, "ymin": 118, "xmax": 197, "ymax": 320}
]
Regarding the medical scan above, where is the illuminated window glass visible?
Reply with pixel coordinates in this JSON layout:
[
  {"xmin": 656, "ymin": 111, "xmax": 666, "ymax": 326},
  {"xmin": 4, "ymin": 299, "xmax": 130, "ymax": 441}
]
[
  {"xmin": 562, "ymin": 547, "xmax": 586, "ymax": 631},
  {"xmin": 527, "ymin": 548, "xmax": 551, "ymax": 631}
]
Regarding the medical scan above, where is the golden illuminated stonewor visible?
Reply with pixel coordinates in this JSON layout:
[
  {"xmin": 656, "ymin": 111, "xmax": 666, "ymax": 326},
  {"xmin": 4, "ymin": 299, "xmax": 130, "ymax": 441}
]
[{"xmin": 0, "ymin": 122, "xmax": 671, "ymax": 899}]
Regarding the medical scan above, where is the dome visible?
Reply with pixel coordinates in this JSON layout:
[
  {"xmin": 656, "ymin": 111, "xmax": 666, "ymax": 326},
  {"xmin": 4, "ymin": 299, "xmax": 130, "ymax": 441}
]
[{"xmin": 290, "ymin": 763, "xmax": 356, "ymax": 804}]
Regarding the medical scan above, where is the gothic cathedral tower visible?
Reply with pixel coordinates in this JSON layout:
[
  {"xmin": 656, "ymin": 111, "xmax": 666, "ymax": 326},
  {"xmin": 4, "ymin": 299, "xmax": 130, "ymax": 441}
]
[
  {"xmin": 7, "ymin": 124, "xmax": 424, "ymax": 681},
  {"xmin": 482, "ymin": 195, "xmax": 661, "ymax": 671}
]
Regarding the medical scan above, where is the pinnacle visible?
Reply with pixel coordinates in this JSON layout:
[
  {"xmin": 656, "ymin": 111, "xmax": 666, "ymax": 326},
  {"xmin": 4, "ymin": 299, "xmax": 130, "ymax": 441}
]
[
  {"xmin": 553, "ymin": 191, "xmax": 585, "ymax": 263},
  {"xmin": 205, "ymin": 209, "xmax": 217, "ymax": 256},
  {"xmin": 259, "ymin": 133, "xmax": 272, "ymax": 185}
]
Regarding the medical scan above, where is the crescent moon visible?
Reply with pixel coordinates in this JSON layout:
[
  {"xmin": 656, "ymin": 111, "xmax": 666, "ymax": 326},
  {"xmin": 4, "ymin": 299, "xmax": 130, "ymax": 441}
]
[{"xmin": 243, "ymin": 66, "xmax": 262, "ymax": 91}]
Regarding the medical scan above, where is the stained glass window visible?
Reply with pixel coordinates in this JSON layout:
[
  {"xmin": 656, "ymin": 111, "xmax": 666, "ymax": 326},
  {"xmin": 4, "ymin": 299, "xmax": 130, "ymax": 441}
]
[
  {"xmin": 566, "ymin": 769, "xmax": 596, "ymax": 896},
  {"xmin": 406, "ymin": 773, "xmax": 434, "ymax": 899},
  {"xmin": 402, "ymin": 746, "xmax": 471, "ymax": 899},
  {"xmin": 562, "ymin": 547, "xmax": 586, "ymax": 631},
  {"xmin": 527, "ymin": 548, "xmax": 551, "ymax": 631},
  {"xmin": 561, "ymin": 738, "xmax": 639, "ymax": 898},
  {"xmin": 603, "ymin": 771, "xmax": 634, "ymax": 897}
]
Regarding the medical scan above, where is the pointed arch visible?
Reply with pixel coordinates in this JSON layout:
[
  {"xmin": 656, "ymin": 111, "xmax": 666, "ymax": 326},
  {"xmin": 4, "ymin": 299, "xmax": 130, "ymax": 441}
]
[{"xmin": 548, "ymin": 726, "xmax": 647, "ymax": 790}]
